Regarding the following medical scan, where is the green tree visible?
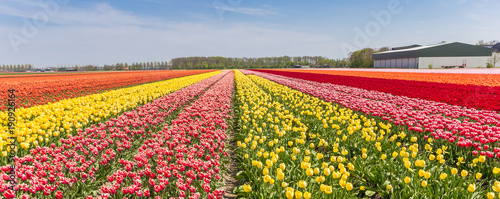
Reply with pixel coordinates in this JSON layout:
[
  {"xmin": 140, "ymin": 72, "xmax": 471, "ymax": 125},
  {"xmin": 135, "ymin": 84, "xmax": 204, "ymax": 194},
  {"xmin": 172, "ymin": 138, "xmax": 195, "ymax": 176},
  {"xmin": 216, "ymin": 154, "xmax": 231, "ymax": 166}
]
[{"xmin": 349, "ymin": 48, "xmax": 374, "ymax": 68}]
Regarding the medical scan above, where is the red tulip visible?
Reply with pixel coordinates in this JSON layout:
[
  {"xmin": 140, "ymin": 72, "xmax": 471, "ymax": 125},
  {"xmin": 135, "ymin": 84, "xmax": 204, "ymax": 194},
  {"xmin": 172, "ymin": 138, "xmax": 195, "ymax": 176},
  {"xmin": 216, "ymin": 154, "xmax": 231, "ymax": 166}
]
[
  {"xmin": 3, "ymin": 190, "xmax": 15, "ymax": 199},
  {"xmin": 56, "ymin": 191, "xmax": 63, "ymax": 199}
]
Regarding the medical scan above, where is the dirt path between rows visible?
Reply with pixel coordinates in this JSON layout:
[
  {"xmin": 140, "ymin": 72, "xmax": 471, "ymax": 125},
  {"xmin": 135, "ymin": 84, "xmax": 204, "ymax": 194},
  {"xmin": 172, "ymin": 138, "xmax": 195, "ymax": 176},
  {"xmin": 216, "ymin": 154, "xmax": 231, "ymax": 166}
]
[{"xmin": 222, "ymin": 117, "xmax": 240, "ymax": 199}]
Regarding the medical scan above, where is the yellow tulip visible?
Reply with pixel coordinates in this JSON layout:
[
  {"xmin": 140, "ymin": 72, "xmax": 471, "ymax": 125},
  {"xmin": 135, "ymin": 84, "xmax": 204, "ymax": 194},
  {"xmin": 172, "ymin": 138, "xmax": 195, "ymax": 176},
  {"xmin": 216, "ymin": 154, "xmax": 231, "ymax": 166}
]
[
  {"xmin": 277, "ymin": 171, "xmax": 284, "ymax": 180},
  {"xmin": 323, "ymin": 168, "xmax": 331, "ymax": 176},
  {"xmin": 440, "ymin": 173, "xmax": 447, "ymax": 180},
  {"xmin": 280, "ymin": 163, "xmax": 286, "ymax": 171},
  {"xmin": 306, "ymin": 168, "xmax": 313, "ymax": 176},
  {"xmin": 421, "ymin": 180, "xmax": 428, "ymax": 187},
  {"xmin": 347, "ymin": 163, "xmax": 354, "ymax": 171},
  {"xmin": 424, "ymin": 172, "xmax": 431, "ymax": 179},
  {"xmin": 461, "ymin": 170, "xmax": 468, "ymax": 177},
  {"xmin": 286, "ymin": 189, "xmax": 294, "ymax": 199},
  {"xmin": 493, "ymin": 167, "xmax": 500, "ymax": 174},
  {"xmin": 346, "ymin": 183, "xmax": 353, "ymax": 191},
  {"xmin": 476, "ymin": 173, "xmax": 482, "ymax": 179},
  {"xmin": 404, "ymin": 161, "xmax": 411, "ymax": 169},
  {"xmin": 243, "ymin": 184, "xmax": 252, "ymax": 192},
  {"xmin": 493, "ymin": 181, "xmax": 500, "ymax": 192},
  {"xmin": 298, "ymin": 180, "xmax": 307, "ymax": 188},
  {"xmin": 419, "ymin": 170, "xmax": 425, "ymax": 177},
  {"xmin": 303, "ymin": 191, "xmax": 311, "ymax": 199},
  {"xmin": 468, "ymin": 184, "xmax": 476, "ymax": 192},
  {"xmin": 295, "ymin": 191, "xmax": 302, "ymax": 199},
  {"xmin": 324, "ymin": 186, "xmax": 333, "ymax": 194}
]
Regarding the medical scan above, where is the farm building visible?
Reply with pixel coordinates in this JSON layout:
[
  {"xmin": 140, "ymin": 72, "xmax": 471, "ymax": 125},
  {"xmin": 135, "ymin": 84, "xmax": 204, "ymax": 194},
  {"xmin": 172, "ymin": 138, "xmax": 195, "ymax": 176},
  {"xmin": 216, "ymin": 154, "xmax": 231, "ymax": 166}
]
[
  {"xmin": 478, "ymin": 42, "xmax": 500, "ymax": 51},
  {"xmin": 494, "ymin": 43, "xmax": 500, "ymax": 51},
  {"xmin": 373, "ymin": 42, "xmax": 493, "ymax": 69},
  {"xmin": 294, "ymin": 65, "xmax": 310, "ymax": 68}
]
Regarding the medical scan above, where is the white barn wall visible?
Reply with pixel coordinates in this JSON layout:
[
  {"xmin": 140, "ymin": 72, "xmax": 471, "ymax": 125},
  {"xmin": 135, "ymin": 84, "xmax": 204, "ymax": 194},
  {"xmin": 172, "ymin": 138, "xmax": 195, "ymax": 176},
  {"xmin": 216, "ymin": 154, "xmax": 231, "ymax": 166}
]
[
  {"xmin": 374, "ymin": 58, "xmax": 418, "ymax": 68},
  {"xmin": 409, "ymin": 58, "xmax": 417, "ymax": 68},
  {"xmin": 418, "ymin": 56, "xmax": 490, "ymax": 69}
]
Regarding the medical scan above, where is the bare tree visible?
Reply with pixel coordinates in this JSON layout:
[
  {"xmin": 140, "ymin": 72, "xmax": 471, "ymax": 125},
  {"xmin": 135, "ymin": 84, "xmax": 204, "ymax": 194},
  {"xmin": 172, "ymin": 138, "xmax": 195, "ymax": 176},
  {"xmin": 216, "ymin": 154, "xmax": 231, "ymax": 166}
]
[
  {"xmin": 489, "ymin": 50, "xmax": 500, "ymax": 68},
  {"xmin": 377, "ymin": 46, "xmax": 390, "ymax": 52},
  {"xmin": 477, "ymin": 40, "xmax": 499, "ymax": 45}
]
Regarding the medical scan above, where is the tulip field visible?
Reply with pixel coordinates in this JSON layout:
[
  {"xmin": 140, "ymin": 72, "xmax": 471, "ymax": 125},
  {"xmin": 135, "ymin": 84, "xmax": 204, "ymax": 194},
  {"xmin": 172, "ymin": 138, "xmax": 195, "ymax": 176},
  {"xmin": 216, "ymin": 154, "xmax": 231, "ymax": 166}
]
[{"xmin": 1, "ymin": 69, "xmax": 500, "ymax": 199}]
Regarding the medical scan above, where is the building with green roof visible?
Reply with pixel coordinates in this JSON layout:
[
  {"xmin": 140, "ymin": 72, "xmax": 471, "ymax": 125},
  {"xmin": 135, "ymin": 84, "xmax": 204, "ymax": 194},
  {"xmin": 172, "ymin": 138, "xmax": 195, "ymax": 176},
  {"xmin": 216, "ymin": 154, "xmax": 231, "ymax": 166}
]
[{"xmin": 373, "ymin": 42, "xmax": 493, "ymax": 69}]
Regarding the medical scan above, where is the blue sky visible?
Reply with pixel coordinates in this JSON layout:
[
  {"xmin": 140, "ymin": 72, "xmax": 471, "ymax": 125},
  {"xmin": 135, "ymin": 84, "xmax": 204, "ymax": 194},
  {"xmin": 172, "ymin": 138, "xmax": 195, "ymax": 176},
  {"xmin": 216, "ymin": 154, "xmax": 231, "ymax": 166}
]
[{"xmin": 0, "ymin": 0, "xmax": 499, "ymax": 67}]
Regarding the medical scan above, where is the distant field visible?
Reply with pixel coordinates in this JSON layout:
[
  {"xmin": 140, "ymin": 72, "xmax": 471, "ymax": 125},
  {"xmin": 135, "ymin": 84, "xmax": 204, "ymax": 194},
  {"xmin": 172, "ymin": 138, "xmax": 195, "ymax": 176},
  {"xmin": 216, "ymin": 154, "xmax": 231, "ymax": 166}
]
[
  {"xmin": 287, "ymin": 68, "xmax": 500, "ymax": 74},
  {"xmin": 0, "ymin": 70, "xmax": 217, "ymax": 110},
  {"xmin": 0, "ymin": 72, "xmax": 63, "ymax": 75},
  {"xmin": 0, "ymin": 71, "xmax": 133, "ymax": 76}
]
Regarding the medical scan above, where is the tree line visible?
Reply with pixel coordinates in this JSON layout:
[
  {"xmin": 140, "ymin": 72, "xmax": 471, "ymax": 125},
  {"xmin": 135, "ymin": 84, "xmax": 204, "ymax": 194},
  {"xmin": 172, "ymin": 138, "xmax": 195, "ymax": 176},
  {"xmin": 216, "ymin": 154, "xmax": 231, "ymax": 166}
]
[
  {"xmin": 0, "ymin": 52, "xmax": 384, "ymax": 71},
  {"xmin": 1, "ymin": 57, "xmax": 352, "ymax": 72},
  {"xmin": 4, "ymin": 40, "xmax": 498, "ymax": 71},
  {"xmin": 58, "ymin": 61, "xmax": 170, "ymax": 71},
  {"xmin": 170, "ymin": 56, "xmax": 350, "ymax": 69},
  {"xmin": 1, "ymin": 64, "xmax": 33, "ymax": 72}
]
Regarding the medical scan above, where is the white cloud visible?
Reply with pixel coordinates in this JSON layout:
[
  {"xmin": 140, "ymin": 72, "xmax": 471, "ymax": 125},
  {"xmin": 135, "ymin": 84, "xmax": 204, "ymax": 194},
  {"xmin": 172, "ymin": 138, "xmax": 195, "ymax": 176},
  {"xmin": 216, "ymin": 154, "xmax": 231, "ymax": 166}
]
[
  {"xmin": 0, "ymin": 2, "xmax": 334, "ymax": 67},
  {"xmin": 0, "ymin": 3, "xmax": 33, "ymax": 18},
  {"xmin": 133, "ymin": 0, "xmax": 166, "ymax": 4},
  {"xmin": 3, "ymin": 0, "xmax": 39, "ymax": 7},
  {"xmin": 463, "ymin": 0, "xmax": 500, "ymax": 25},
  {"xmin": 212, "ymin": 5, "xmax": 277, "ymax": 16},
  {"xmin": 1, "ymin": 23, "xmax": 334, "ymax": 66},
  {"xmin": 52, "ymin": 3, "xmax": 150, "ymax": 26},
  {"xmin": 0, "ymin": 1, "xmax": 157, "ymax": 27}
]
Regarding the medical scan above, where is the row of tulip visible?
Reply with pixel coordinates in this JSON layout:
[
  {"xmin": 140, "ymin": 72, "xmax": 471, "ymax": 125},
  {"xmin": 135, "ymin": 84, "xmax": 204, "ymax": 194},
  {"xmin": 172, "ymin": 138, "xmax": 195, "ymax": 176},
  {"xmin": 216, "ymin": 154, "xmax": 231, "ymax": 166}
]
[
  {"xmin": 234, "ymin": 70, "xmax": 500, "ymax": 198},
  {"xmin": 247, "ymin": 70, "xmax": 500, "ymax": 159},
  {"xmin": 0, "ymin": 71, "xmax": 221, "ymax": 158},
  {"xmin": 253, "ymin": 69, "xmax": 500, "ymax": 111},
  {"xmin": 0, "ymin": 71, "xmax": 230, "ymax": 199},
  {"xmin": 0, "ymin": 70, "xmax": 216, "ymax": 111},
  {"xmin": 271, "ymin": 69, "xmax": 500, "ymax": 87},
  {"xmin": 99, "ymin": 70, "xmax": 234, "ymax": 199}
]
